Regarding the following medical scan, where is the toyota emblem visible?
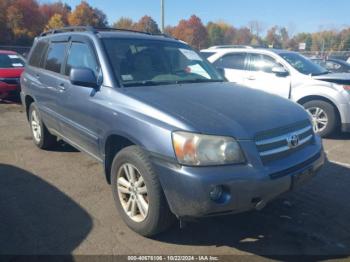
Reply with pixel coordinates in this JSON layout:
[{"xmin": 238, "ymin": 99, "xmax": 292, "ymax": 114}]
[{"xmin": 287, "ymin": 134, "xmax": 299, "ymax": 148}]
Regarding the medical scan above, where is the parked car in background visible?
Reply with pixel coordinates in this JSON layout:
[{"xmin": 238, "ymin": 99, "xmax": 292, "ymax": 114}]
[
  {"xmin": 312, "ymin": 58, "xmax": 350, "ymax": 73},
  {"xmin": 201, "ymin": 47, "xmax": 350, "ymax": 137},
  {"xmin": 21, "ymin": 27, "xmax": 324, "ymax": 236},
  {"xmin": 0, "ymin": 50, "xmax": 25, "ymax": 99}
]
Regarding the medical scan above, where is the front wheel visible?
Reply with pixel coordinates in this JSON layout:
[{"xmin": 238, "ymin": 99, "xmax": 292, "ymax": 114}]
[
  {"xmin": 303, "ymin": 100, "xmax": 338, "ymax": 137},
  {"xmin": 111, "ymin": 146, "xmax": 176, "ymax": 236}
]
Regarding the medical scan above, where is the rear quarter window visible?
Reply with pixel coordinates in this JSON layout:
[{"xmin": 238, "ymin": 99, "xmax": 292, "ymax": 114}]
[
  {"xmin": 28, "ymin": 41, "xmax": 49, "ymax": 68},
  {"xmin": 214, "ymin": 53, "xmax": 247, "ymax": 70}
]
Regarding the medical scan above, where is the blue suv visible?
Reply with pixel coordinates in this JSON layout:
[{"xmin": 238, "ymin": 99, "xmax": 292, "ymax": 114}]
[{"xmin": 21, "ymin": 26, "xmax": 325, "ymax": 236}]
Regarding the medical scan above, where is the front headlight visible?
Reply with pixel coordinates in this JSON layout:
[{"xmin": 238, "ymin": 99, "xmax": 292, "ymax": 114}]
[{"xmin": 172, "ymin": 131, "xmax": 245, "ymax": 166}]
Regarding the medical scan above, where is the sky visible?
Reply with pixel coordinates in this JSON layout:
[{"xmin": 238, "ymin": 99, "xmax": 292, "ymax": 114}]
[{"xmin": 43, "ymin": 0, "xmax": 350, "ymax": 34}]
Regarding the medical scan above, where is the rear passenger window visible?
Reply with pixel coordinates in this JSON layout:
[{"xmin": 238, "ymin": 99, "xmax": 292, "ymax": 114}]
[
  {"xmin": 45, "ymin": 42, "xmax": 67, "ymax": 73},
  {"xmin": 214, "ymin": 53, "xmax": 246, "ymax": 70},
  {"xmin": 65, "ymin": 42, "xmax": 99, "ymax": 76},
  {"xmin": 28, "ymin": 41, "xmax": 49, "ymax": 68}
]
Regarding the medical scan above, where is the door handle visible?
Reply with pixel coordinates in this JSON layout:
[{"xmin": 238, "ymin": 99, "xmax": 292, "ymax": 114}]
[
  {"xmin": 57, "ymin": 83, "xmax": 66, "ymax": 92},
  {"xmin": 35, "ymin": 74, "xmax": 40, "ymax": 79}
]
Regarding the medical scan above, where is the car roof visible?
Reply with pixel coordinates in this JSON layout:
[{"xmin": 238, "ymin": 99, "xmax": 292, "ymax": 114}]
[{"xmin": 0, "ymin": 50, "xmax": 17, "ymax": 55}]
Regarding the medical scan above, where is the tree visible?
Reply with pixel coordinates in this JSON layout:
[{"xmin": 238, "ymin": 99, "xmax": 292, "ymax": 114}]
[
  {"xmin": 234, "ymin": 27, "xmax": 253, "ymax": 45},
  {"xmin": 133, "ymin": 15, "xmax": 160, "ymax": 34},
  {"xmin": 223, "ymin": 26, "xmax": 236, "ymax": 44},
  {"xmin": 279, "ymin": 27, "xmax": 289, "ymax": 49},
  {"xmin": 113, "ymin": 17, "xmax": 134, "ymax": 30},
  {"xmin": 164, "ymin": 25, "xmax": 175, "ymax": 36},
  {"xmin": 207, "ymin": 22, "xmax": 224, "ymax": 46},
  {"xmin": 0, "ymin": 0, "xmax": 11, "ymax": 44},
  {"xmin": 39, "ymin": 2, "xmax": 71, "ymax": 25},
  {"xmin": 68, "ymin": 1, "xmax": 107, "ymax": 27},
  {"xmin": 248, "ymin": 20, "xmax": 265, "ymax": 38},
  {"xmin": 172, "ymin": 15, "xmax": 208, "ymax": 49},
  {"xmin": 6, "ymin": 0, "xmax": 44, "ymax": 44},
  {"xmin": 292, "ymin": 33, "xmax": 313, "ymax": 51},
  {"xmin": 45, "ymin": 13, "xmax": 65, "ymax": 30},
  {"xmin": 265, "ymin": 26, "xmax": 282, "ymax": 48}
]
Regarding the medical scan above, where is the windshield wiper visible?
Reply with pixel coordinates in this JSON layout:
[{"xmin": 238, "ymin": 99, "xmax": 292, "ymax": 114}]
[
  {"xmin": 175, "ymin": 79, "xmax": 224, "ymax": 84},
  {"xmin": 123, "ymin": 80, "xmax": 174, "ymax": 87}
]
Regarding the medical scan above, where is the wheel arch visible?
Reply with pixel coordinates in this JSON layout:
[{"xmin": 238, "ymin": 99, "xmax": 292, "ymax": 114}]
[
  {"xmin": 104, "ymin": 134, "xmax": 137, "ymax": 184},
  {"xmin": 24, "ymin": 95, "xmax": 35, "ymax": 120}
]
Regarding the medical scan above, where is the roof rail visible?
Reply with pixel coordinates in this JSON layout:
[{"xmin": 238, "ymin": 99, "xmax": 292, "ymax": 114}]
[
  {"xmin": 40, "ymin": 26, "xmax": 95, "ymax": 36},
  {"xmin": 39, "ymin": 26, "xmax": 172, "ymax": 38},
  {"xmin": 209, "ymin": 45, "xmax": 255, "ymax": 50}
]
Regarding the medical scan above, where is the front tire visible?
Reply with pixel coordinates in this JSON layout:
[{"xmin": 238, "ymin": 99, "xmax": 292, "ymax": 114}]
[
  {"xmin": 29, "ymin": 103, "xmax": 57, "ymax": 149},
  {"xmin": 303, "ymin": 100, "xmax": 338, "ymax": 137},
  {"xmin": 111, "ymin": 146, "xmax": 175, "ymax": 236}
]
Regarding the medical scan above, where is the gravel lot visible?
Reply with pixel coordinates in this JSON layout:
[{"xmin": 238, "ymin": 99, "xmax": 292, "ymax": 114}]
[{"xmin": 1, "ymin": 100, "xmax": 350, "ymax": 259}]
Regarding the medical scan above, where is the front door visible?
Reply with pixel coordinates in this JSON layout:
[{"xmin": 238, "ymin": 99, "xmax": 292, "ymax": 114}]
[
  {"xmin": 245, "ymin": 53, "xmax": 291, "ymax": 99},
  {"xmin": 58, "ymin": 39, "xmax": 102, "ymax": 158}
]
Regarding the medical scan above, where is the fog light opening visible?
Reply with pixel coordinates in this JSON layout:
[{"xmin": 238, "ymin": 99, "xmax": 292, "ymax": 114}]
[{"xmin": 209, "ymin": 185, "xmax": 230, "ymax": 204}]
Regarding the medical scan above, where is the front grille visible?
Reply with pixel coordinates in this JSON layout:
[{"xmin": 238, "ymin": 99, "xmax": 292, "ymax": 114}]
[
  {"xmin": 255, "ymin": 120, "xmax": 314, "ymax": 164},
  {"xmin": 0, "ymin": 78, "xmax": 20, "ymax": 85}
]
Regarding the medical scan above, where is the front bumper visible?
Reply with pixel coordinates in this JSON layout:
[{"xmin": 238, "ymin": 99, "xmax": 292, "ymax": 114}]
[{"xmin": 152, "ymin": 137, "xmax": 325, "ymax": 218}]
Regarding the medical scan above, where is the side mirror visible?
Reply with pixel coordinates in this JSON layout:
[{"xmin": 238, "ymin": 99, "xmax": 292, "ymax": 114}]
[
  {"xmin": 70, "ymin": 67, "xmax": 98, "ymax": 88},
  {"xmin": 272, "ymin": 66, "xmax": 289, "ymax": 77}
]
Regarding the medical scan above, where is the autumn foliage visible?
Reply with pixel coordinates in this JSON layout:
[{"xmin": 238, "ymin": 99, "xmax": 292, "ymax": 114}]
[{"xmin": 1, "ymin": 0, "xmax": 350, "ymax": 52}]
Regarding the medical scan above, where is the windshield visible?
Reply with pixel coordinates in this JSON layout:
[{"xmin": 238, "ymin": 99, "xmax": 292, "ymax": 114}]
[
  {"xmin": 103, "ymin": 38, "xmax": 224, "ymax": 87},
  {"xmin": 0, "ymin": 53, "xmax": 25, "ymax": 69},
  {"xmin": 279, "ymin": 52, "xmax": 328, "ymax": 76}
]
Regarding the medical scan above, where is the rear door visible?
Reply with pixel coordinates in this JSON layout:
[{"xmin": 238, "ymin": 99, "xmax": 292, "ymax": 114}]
[
  {"xmin": 58, "ymin": 37, "xmax": 102, "ymax": 158},
  {"xmin": 213, "ymin": 52, "xmax": 249, "ymax": 84},
  {"xmin": 245, "ymin": 53, "xmax": 291, "ymax": 98},
  {"xmin": 37, "ymin": 40, "xmax": 69, "ymax": 132}
]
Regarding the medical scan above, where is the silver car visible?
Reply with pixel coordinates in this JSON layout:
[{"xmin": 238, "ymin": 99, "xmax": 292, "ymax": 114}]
[{"xmin": 201, "ymin": 47, "xmax": 350, "ymax": 137}]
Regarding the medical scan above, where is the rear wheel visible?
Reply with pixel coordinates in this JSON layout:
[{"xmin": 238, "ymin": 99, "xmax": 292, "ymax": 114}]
[
  {"xmin": 29, "ymin": 103, "xmax": 57, "ymax": 149},
  {"xmin": 111, "ymin": 146, "xmax": 176, "ymax": 236},
  {"xmin": 303, "ymin": 100, "xmax": 338, "ymax": 137}
]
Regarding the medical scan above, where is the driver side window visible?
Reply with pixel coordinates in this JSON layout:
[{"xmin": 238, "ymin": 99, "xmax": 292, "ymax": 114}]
[
  {"xmin": 65, "ymin": 42, "xmax": 99, "ymax": 76},
  {"xmin": 249, "ymin": 54, "xmax": 283, "ymax": 73}
]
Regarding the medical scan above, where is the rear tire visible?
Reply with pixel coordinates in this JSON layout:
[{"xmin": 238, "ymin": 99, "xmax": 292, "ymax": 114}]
[
  {"xmin": 303, "ymin": 100, "xmax": 338, "ymax": 137},
  {"xmin": 29, "ymin": 103, "xmax": 57, "ymax": 149},
  {"xmin": 111, "ymin": 145, "xmax": 176, "ymax": 236}
]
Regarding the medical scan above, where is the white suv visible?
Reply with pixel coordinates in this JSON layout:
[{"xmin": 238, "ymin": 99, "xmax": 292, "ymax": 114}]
[{"xmin": 201, "ymin": 47, "xmax": 350, "ymax": 137}]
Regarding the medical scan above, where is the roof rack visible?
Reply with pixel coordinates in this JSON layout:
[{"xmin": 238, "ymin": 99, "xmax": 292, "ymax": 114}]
[{"xmin": 40, "ymin": 26, "xmax": 172, "ymax": 38}]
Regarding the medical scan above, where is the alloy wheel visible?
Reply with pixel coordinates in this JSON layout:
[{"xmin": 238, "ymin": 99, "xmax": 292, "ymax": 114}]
[
  {"xmin": 307, "ymin": 107, "xmax": 329, "ymax": 133},
  {"xmin": 31, "ymin": 109, "xmax": 42, "ymax": 143},
  {"xmin": 117, "ymin": 163, "xmax": 149, "ymax": 222}
]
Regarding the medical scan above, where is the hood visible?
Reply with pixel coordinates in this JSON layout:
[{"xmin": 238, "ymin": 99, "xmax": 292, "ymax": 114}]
[
  {"xmin": 122, "ymin": 82, "xmax": 309, "ymax": 140},
  {"xmin": 314, "ymin": 72, "xmax": 350, "ymax": 85},
  {"xmin": 0, "ymin": 68, "xmax": 24, "ymax": 78}
]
